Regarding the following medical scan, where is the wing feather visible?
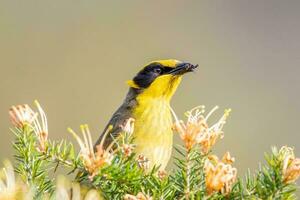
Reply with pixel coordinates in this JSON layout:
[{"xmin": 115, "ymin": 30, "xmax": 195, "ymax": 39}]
[{"xmin": 94, "ymin": 89, "xmax": 138, "ymax": 149}]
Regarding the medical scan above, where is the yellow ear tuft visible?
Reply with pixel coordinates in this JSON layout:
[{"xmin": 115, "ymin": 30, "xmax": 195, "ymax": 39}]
[{"xmin": 126, "ymin": 80, "xmax": 140, "ymax": 89}]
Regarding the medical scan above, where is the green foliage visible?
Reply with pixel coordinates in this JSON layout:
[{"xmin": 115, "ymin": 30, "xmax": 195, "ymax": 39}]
[
  {"xmin": 240, "ymin": 147, "xmax": 298, "ymax": 200},
  {"xmin": 7, "ymin": 121, "xmax": 300, "ymax": 200},
  {"xmin": 171, "ymin": 146, "xmax": 206, "ymax": 199},
  {"xmin": 11, "ymin": 124, "xmax": 81, "ymax": 199},
  {"xmin": 12, "ymin": 125, "xmax": 53, "ymax": 197}
]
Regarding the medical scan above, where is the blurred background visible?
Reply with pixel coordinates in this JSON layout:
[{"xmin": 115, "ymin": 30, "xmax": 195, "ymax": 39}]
[{"xmin": 0, "ymin": 0, "xmax": 300, "ymax": 178}]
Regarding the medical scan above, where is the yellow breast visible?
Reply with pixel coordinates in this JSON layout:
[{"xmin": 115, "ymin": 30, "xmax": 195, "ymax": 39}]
[{"xmin": 132, "ymin": 97, "xmax": 173, "ymax": 170}]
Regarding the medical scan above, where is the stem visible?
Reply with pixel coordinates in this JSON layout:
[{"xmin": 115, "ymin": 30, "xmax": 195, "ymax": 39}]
[
  {"xmin": 42, "ymin": 147, "xmax": 85, "ymax": 172},
  {"xmin": 50, "ymin": 154, "xmax": 74, "ymax": 168},
  {"xmin": 185, "ymin": 148, "xmax": 191, "ymax": 200}
]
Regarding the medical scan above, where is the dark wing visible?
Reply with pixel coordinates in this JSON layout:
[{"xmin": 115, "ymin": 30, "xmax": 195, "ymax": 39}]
[{"xmin": 94, "ymin": 89, "xmax": 138, "ymax": 149}]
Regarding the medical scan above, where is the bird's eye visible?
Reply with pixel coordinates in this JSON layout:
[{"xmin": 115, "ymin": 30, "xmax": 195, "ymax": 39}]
[{"xmin": 153, "ymin": 67, "xmax": 162, "ymax": 74}]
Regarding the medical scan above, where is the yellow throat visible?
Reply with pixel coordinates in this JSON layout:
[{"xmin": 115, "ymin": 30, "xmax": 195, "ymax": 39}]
[{"xmin": 132, "ymin": 75, "xmax": 182, "ymax": 170}]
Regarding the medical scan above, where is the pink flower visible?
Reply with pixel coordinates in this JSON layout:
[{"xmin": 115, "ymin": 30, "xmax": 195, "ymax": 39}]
[
  {"xmin": 69, "ymin": 125, "xmax": 114, "ymax": 178},
  {"xmin": 171, "ymin": 105, "xmax": 231, "ymax": 152}
]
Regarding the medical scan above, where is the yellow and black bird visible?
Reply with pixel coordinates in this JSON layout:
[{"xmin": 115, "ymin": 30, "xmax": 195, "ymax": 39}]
[{"xmin": 95, "ymin": 59, "xmax": 198, "ymax": 170}]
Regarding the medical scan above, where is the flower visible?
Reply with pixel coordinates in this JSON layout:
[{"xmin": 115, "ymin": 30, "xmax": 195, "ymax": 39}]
[
  {"xmin": 171, "ymin": 105, "xmax": 231, "ymax": 152},
  {"xmin": 137, "ymin": 154, "xmax": 150, "ymax": 171},
  {"xmin": 32, "ymin": 100, "xmax": 49, "ymax": 152},
  {"xmin": 0, "ymin": 160, "xmax": 31, "ymax": 200},
  {"xmin": 280, "ymin": 146, "xmax": 300, "ymax": 183},
  {"xmin": 55, "ymin": 176, "xmax": 103, "ymax": 200},
  {"xmin": 68, "ymin": 125, "xmax": 114, "ymax": 179},
  {"xmin": 283, "ymin": 158, "xmax": 300, "ymax": 183},
  {"xmin": 124, "ymin": 192, "xmax": 153, "ymax": 200},
  {"xmin": 120, "ymin": 118, "xmax": 135, "ymax": 135},
  {"xmin": 222, "ymin": 152, "xmax": 235, "ymax": 164},
  {"xmin": 0, "ymin": 160, "xmax": 17, "ymax": 199},
  {"xmin": 9, "ymin": 101, "xmax": 49, "ymax": 152},
  {"xmin": 122, "ymin": 144, "xmax": 135, "ymax": 157},
  {"xmin": 157, "ymin": 170, "xmax": 168, "ymax": 180},
  {"xmin": 119, "ymin": 118, "xmax": 136, "ymax": 157},
  {"xmin": 204, "ymin": 153, "xmax": 237, "ymax": 195},
  {"xmin": 9, "ymin": 104, "xmax": 37, "ymax": 128},
  {"xmin": 55, "ymin": 176, "xmax": 80, "ymax": 200}
]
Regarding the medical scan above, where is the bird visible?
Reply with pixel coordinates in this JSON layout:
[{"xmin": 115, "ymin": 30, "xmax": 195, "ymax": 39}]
[{"xmin": 95, "ymin": 59, "xmax": 198, "ymax": 170}]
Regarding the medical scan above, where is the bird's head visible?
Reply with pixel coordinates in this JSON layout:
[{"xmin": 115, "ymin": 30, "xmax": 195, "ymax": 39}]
[{"xmin": 127, "ymin": 59, "xmax": 198, "ymax": 100}]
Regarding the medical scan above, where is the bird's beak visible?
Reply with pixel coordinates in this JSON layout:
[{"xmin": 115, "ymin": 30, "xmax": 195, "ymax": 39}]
[{"xmin": 168, "ymin": 62, "xmax": 198, "ymax": 75}]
